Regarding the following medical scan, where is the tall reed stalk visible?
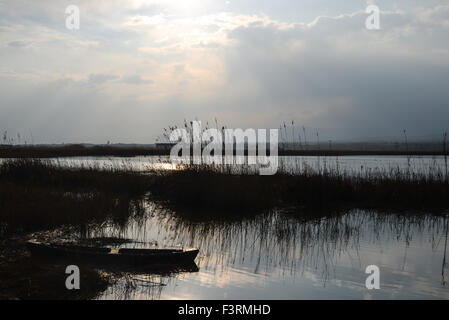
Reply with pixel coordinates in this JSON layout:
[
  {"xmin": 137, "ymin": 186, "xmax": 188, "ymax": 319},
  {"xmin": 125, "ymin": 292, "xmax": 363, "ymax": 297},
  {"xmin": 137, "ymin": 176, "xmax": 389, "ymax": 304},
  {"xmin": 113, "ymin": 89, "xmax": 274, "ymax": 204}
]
[{"xmin": 444, "ymin": 131, "xmax": 448, "ymax": 183}]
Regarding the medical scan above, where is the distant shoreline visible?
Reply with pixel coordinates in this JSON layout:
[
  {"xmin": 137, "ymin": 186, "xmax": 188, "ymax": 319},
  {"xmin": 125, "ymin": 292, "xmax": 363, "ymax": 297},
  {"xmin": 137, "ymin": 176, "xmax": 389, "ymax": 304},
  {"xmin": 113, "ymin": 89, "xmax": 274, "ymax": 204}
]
[{"xmin": 0, "ymin": 144, "xmax": 448, "ymax": 158}]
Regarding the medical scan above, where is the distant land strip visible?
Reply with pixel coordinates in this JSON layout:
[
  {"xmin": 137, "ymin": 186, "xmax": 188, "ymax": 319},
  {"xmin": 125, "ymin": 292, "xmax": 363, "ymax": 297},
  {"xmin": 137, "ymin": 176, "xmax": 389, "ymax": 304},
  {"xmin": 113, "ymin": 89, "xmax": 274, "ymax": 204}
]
[{"xmin": 0, "ymin": 144, "xmax": 448, "ymax": 158}]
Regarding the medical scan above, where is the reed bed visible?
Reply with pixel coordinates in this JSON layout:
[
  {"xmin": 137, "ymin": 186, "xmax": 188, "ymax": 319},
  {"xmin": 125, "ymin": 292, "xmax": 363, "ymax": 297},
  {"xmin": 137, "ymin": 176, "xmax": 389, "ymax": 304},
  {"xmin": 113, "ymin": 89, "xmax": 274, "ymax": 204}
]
[
  {"xmin": 150, "ymin": 161, "xmax": 449, "ymax": 214},
  {"xmin": 1, "ymin": 156, "xmax": 448, "ymax": 236},
  {"xmin": 0, "ymin": 158, "xmax": 150, "ymax": 236}
]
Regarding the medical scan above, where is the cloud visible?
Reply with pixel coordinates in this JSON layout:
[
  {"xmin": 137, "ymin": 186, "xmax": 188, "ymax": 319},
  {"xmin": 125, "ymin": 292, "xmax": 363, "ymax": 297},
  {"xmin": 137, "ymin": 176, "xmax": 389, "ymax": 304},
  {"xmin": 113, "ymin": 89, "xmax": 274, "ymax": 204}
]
[
  {"xmin": 123, "ymin": 14, "xmax": 167, "ymax": 26},
  {"xmin": 87, "ymin": 73, "xmax": 119, "ymax": 85},
  {"xmin": 120, "ymin": 75, "xmax": 153, "ymax": 85},
  {"xmin": 417, "ymin": 4, "xmax": 449, "ymax": 28},
  {"xmin": 1, "ymin": 1, "xmax": 448, "ymax": 142},
  {"xmin": 7, "ymin": 40, "xmax": 30, "ymax": 48},
  {"xmin": 205, "ymin": 8, "xmax": 449, "ymax": 138}
]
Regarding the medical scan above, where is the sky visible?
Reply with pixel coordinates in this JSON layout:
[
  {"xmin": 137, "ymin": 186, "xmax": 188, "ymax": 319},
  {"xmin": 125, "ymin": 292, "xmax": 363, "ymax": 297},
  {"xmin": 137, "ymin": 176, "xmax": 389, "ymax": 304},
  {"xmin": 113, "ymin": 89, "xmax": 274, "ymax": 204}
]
[{"xmin": 0, "ymin": 0, "xmax": 448, "ymax": 143}]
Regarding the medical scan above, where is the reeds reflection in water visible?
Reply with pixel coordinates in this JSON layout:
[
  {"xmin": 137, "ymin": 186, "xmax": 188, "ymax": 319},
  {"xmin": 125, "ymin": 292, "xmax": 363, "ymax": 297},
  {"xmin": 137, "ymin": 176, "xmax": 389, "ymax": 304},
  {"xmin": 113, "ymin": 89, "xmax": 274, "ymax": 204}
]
[{"xmin": 91, "ymin": 203, "xmax": 449, "ymax": 299}]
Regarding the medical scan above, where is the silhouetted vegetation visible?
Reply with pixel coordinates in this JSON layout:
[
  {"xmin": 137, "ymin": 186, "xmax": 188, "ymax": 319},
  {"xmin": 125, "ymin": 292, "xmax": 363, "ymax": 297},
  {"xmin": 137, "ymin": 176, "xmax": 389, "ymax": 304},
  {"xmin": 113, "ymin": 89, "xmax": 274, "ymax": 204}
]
[
  {"xmin": 1, "ymin": 158, "xmax": 448, "ymax": 237},
  {"xmin": 0, "ymin": 257, "xmax": 109, "ymax": 300},
  {"xmin": 0, "ymin": 159, "xmax": 150, "ymax": 236},
  {"xmin": 150, "ymin": 164, "xmax": 449, "ymax": 214},
  {"xmin": 0, "ymin": 144, "xmax": 167, "ymax": 158},
  {"xmin": 1, "ymin": 144, "xmax": 448, "ymax": 158}
]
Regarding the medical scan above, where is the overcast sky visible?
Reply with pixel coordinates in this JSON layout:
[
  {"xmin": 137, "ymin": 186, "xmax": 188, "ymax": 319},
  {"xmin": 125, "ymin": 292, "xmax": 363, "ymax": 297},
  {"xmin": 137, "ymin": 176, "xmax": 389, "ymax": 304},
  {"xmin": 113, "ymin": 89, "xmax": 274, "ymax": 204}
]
[{"xmin": 0, "ymin": 0, "xmax": 448, "ymax": 143}]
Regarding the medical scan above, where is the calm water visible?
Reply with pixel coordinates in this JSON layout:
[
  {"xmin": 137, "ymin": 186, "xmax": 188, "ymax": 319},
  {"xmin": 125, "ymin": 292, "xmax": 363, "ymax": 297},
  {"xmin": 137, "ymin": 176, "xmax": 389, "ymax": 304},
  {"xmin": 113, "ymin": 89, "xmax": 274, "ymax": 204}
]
[{"xmin": 89, "ymin": 204, "xmax": 449, "ymax": 300}]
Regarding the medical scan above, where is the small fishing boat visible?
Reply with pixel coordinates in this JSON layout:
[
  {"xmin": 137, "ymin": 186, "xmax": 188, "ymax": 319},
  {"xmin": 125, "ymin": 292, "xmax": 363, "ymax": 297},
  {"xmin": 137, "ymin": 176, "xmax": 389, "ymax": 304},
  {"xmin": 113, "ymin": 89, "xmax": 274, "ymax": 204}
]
[{"xmin": 26, "ymin": 240, "xmax": 199, "ymax": 267}]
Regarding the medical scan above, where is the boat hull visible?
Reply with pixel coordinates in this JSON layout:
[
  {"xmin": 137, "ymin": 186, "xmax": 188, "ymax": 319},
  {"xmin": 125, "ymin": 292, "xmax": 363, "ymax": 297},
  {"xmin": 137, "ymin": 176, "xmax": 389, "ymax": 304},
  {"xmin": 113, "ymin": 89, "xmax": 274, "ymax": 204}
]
[{"xmin": 26, "ymin": 241, "xmax": 199, "ymax": 268}]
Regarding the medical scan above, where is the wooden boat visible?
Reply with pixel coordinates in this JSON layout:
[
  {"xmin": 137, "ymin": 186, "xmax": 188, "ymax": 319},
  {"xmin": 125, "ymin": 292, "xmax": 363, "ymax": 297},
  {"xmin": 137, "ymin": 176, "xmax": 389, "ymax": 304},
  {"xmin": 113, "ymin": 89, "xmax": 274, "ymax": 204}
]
[{"xmin": 26, "ymin": 240, "xmax": 199, "ymax": 267}]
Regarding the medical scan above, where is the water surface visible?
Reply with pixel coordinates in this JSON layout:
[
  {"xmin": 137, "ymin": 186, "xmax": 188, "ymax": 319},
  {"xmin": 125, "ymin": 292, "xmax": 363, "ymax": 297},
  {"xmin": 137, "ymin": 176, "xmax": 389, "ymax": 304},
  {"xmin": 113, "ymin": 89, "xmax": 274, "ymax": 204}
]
[{"xmin": 92, "ymin": 205, "xmax": 449, "ymax": 300}]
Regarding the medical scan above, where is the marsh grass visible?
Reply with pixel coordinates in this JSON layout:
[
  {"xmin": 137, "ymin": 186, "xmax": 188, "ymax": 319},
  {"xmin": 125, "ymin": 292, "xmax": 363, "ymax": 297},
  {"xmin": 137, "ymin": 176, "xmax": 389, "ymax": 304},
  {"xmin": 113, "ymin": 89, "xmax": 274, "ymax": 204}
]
[
  {"xmin": 1, "ymin": 156, "xmax": 448, "ymax": 237},
  {"xmin": 150, "ymin": 162, "xmax": 449, "ymax": 214},
  {"xmin": 0, "ymin": 158, "xmax": 150, "ymax": 236}
]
